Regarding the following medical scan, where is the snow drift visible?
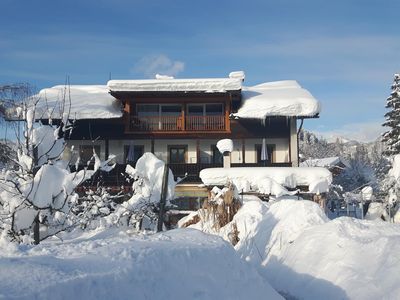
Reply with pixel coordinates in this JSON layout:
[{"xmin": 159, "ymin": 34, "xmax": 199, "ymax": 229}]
[
  {"xmin": 0, "ymin": 228, "xmax": 282, "ymax": 300},
  {"xmin": 228, "ymin": 198, "xmax": 400, "ymax": 299}
]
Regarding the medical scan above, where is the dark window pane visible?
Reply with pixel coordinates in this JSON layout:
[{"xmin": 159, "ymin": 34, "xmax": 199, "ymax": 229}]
[
  {"xmin": 188, "ymin": 105, "xmax": 204, "ymax": 116},
  {"xmin": 137, "ymin": 104, "xmax": 159, "ymax": 116},
  {"xmin": 161, "ymin": 105, "xmax": 181, "ymax": 116},
  {"xmin": 125, "ymin": 145, "xmax": 144, "ymax": 164},
  {"xmin": 169, "ymin": 146, "xmax": 187, "ymax": 163},
  {"xmin": 211, "ymin": 145, "xmax": 223, "ymax": 165},
  {"xmin": 206, "ymin": 104, "xmax": 223, "ymax": 115}
]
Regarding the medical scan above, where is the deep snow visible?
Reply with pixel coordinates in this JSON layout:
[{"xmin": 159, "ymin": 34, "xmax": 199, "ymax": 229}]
[
  {"xmin": 0, "ymin": 228, "xmax": 282, "ymax": 300},
  {"xmin": 227, "ymin": 198, "xmax": 400, "ymax": 299}
]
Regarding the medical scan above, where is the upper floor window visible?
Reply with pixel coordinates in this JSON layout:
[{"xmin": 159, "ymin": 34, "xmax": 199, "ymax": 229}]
[
  {"xmin": 137, "ymin": 104, "xmax": 182, "ymax": 117},
  {"xmin": 187, "ymin": 103, "xmax": 224, "ymax": 116}
]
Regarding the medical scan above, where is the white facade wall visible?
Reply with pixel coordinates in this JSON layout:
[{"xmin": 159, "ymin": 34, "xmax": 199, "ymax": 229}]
[
  {"xmin": 289, "ymin": 117, "xmax": 298, "ymax": 166},
  {"xmin": 64, "ymin": 137, "xmax": 292, "ymax": 165}
]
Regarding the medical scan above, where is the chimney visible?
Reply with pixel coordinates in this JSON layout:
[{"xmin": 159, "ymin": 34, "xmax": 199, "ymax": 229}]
[{"xmin": 223, "ymin": 152, "xmax": 231, "ymax": 168}]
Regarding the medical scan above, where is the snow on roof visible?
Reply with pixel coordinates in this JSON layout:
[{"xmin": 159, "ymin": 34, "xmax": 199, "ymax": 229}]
[
  {"xmin": 199, "ymin": 167, "xmax": 332, "ymax": 194},
  {"xmin": 107, "ymin": 77, "xmax": 242, "ymax": 93},
  {"xmin": 233, "ymin": 80, "xmax": 321, "ymax": 119},
  {"xmin": 33, "ymin": 85, "xmax": 123, "ymax": 120},
  {"xmin": 300, "ymin": 156, "xmax": 349, "ymax": 168}
]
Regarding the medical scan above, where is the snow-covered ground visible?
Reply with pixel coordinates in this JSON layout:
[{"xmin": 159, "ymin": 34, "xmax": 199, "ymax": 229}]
[
  {"xmin": 227, "ymin": 198, "xmax": 400, "ymax": 299},
  {"xmin": 0, "ymin": 228, "xmax": 281, "ymax": 300}
]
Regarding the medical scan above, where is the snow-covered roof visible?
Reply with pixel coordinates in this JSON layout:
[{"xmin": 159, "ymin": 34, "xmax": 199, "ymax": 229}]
[
  {"xmin": 199, "ymin": 167, "xmax": 332, "ymax": 195},
  {"xmin": 107, "ymin": 78, "xmax": 242, "ymax": 93},
  {"xmin": 33, "ymin": 85, "xmax": 123, "ymax": 120},
  {"xmin": 233, "ymin": 80, "xmax": 321, "ymax": 119},
  {"xmin": 300, "ymin": 156, "xmax": 350, "ymax": 168}
]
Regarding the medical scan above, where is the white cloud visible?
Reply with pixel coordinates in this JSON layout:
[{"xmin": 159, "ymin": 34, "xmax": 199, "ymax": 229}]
[
  {"xmin": 133, "ymin": 54, "xmax": 185, "ymax": 78},
  {"xmin": 315, "ymin": 120, "xmax": 384, "ymax": 143}
]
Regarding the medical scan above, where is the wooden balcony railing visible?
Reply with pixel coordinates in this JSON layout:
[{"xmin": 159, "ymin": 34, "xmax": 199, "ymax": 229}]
[
  {"xmin": 185, "ymin": 115, "xmax": 225, "ymax": 131},
  {"xmin": 130, "ymin": 115, "xmax": 226, "ymax": 132},
  {"xmin": 131, "ymin": 116, "xmax": 183, "ymax": 131}
]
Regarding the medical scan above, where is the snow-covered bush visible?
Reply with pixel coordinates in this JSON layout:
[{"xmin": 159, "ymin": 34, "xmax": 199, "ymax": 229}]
[
  {"xmin": 105, "ymin": 153, "xmax": 176, "ymax": 231},
  {"xmin": 72, "ymin": 188, "xmax": 123, "ymax": 230}
]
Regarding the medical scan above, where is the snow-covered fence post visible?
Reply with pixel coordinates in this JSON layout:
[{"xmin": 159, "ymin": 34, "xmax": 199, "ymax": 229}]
[{"xmin": 157, "ymin": 164, "xmax": 169, "ymax": 232}]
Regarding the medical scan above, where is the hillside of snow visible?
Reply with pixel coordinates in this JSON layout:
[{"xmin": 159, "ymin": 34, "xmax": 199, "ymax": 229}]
[
  {"xmin": 228, "ymin": 198, "xmax": 400, "ymax": 299},
  {"xmin": 0, "ymin": 228, "xmax": 281, "ymax": 300}
]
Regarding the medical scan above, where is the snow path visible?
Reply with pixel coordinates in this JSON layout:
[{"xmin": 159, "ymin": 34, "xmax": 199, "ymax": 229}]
[{"xmin": 0, "ymin": 228, "xmax": 282, "ymax": 300}]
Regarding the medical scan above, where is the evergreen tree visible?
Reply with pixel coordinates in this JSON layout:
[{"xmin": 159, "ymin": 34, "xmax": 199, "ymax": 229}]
[{"xmin": 382, "ymin": 73, "xmax": 400, "ymax": 155}]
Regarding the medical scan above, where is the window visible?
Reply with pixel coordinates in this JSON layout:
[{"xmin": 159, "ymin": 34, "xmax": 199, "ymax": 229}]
[
  {"xmin": 168, "ymin": 145, "xmax": 187, "ymax": 163},
  {"xmin": 255, "ymin": 144, "xmax": 275, "ymax": 163},
  {"xmin": 79, "ymin": 145, "xmax": 101, "ymax": 165},
  {"xmin": 211, "ymin": 145, "xmax": 223, "ymax": 165},
  {"xmin": 124, "ymin": 145, "xmax": 144, "ymax": 165},
  {"xmin": 136, "ymin": 104, "xmax": 182, "ymax": 117},
  {"xmin": 187, "ymin": 104, "xmax": 203, "ymax": 116},
  {"xmin": 137, "ymin": 104, "xmax": 158, "ymax": 117},
  {"xmin": 160, "ymin": 104, "xmax": 181, "ymax": 116},
  {"xmin": 187, "ymin": 103, "xmax": 224, "ymax": 116},
  {"xmin": 205, "ymin": 104, "xmax": 223, "ymax": 115}
]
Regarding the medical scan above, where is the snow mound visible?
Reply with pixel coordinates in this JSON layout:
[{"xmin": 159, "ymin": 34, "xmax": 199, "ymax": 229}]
[
  {"xmin": 233, "ymin": 80, "xmax": 320, "ymax": 119},
  {"xmin": 200, "ymin": 167, "xmax": 332, "ymax": 195},
  {"xmin": 0, "ymin": 228, "xmax": 282, "ymax": 300},
  {"xmin": 232, "ymin": 199, "xmax": 400, "ymax": 299},
  {"xmin": 33, "ymin": 85, "xmax": 122, "ymax": 120}
]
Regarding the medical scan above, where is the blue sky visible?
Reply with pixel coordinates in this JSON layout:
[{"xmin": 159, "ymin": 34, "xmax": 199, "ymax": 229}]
[{"xmin": 1, "ymin": 0, "xmax": 399, "ymax": 141}]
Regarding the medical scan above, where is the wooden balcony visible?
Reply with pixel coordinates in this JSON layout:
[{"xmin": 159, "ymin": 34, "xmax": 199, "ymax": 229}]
[{"xmin": 130, "ymin": 115, "xmax": 226, "ymax": 132}]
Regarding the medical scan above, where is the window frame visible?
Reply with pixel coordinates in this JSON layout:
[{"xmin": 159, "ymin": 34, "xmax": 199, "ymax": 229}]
[
  {"xmin": 168, "ymin": 145, "xmax": 188, "ymax": 164},
  {"xmin": 255, "ymin": 144, "xmax": 275, "ymax": 163}
]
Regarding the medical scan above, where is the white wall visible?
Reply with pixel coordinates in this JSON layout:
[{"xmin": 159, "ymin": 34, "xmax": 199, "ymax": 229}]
[
  {"xmin": 64, "ymin": 137, "xmax": 291, "ymax": 165},
  {"xmin": 289, "ymin": 118, "xmax": 298, "ymax": 166}
]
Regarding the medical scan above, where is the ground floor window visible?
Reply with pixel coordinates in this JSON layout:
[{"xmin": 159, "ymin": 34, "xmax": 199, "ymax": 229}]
[
  {"xmin": 255, "ymin": 144, "xmax": 275, "ymax": 163},
  {"xmin": 211, "ymin": 145, "xmax": 223, "ymax": 165},
  {"xmin": 124, "ymin": 145, "xmax": 144, "ymax": 165},
  {"xmin": 168, "ymin": 145, "xmax": 187, "ymax": 163},
  {"xmin": 79, "ymin": 145, "xmax": 101, "ymax": 165}
]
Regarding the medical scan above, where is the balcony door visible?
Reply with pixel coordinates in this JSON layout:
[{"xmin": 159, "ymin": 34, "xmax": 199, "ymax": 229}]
[
  {"xmin": 136, "ymin": 104, "xmax": 182, "ymax": 131},
  {"xmin": 186, "ymin": 103, "xmax": 224, "ymax": 130}
]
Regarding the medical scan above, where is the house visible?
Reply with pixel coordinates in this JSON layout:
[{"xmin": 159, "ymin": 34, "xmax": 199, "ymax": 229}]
[
  {"xmin": 30, "ymin": 72, "xmax": 322, "ymax": 197},
  {"xmin": 300, "ymin": 156, "xmax": 350, "ymax": 176}
]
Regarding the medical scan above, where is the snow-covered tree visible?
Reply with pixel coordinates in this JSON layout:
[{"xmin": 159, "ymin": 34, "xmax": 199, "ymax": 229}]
[
  {"xmin": 0, "ymin": 87, "xmax": 114, "ymax": 244},
  {"xmin": 299, "ymin": 129, "xmax": 338, "ymax": 160},
  {"xmin": 382, "ymin": 73, "xmax": 400, "ymax": 155}
]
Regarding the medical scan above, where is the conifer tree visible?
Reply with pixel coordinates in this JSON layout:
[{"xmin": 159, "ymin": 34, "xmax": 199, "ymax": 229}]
[{"xmin": 382, "ymin": 74, "xmax": 400, "ymax": 155}]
